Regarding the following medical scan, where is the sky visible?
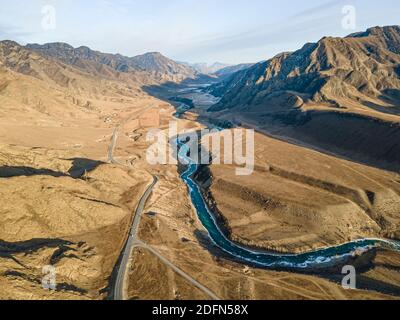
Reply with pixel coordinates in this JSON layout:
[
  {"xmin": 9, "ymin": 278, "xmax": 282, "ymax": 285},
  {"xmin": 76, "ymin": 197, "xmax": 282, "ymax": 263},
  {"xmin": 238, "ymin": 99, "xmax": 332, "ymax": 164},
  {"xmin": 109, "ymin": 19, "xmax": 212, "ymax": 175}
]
[{"xmin": 0, "ymin": 0, "xmax": 399, "ymax": 64}]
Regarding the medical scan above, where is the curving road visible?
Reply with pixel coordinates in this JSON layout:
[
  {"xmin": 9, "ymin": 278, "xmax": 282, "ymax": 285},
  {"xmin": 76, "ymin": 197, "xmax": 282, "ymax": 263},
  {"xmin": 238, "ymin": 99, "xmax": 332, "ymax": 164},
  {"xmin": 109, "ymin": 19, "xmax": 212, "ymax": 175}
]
[
  {"xmin": 113, "ymin": 175, "xmax": 158, "ymax": 300},
  {"xmin": 109, "ymin": 116, "xmax": 219, "ymax": 300},
  {"xmin": 112, "ymin": 178, "xmax": 220, "ymax": 300}
]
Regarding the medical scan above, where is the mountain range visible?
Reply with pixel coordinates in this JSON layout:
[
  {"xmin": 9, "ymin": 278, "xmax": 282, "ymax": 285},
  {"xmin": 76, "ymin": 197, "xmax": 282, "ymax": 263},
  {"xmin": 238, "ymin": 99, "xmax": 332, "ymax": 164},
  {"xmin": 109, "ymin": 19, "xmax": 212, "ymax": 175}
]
[
  {"xmin": 210, "ymin": 26, "xmax": 400, "ymax": 110},
  {"xmin": 25, "ymin": 42, "xmax": 198, "ymax": 83},
  {"xmin": 213, "ymin": 63, "xmax": 254, "ymax": 79},
  {"xmin": 1, "ymin": 24, "xmax": 400, "ymax": 301},
  {"xmin": 1, "ymin": 26, "xmax": 400, "ymax": 172},
  {"xmin": 207, "ymin": 25, "xmax": 400, "ymax": 171}
]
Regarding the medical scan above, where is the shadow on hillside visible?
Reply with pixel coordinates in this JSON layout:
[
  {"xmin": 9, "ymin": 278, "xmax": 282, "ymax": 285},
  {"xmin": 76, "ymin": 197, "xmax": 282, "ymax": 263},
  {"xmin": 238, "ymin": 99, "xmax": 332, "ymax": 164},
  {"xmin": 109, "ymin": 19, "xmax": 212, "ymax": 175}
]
[
  {"xmin": 0, "ymin": 238, "xmax": 89, "ymax": 295},
  {"xmin": 193, "ymin": 229, "xmax": 244, "ymax": 264},
  {"xmin": 0, "ymin": 166, "xmax": 68, "ymax": 178},
  {"xmin": 0, "ymin": 238, "xmax": 73, "ymax": 256},
  {"xmin": 381, "ymin": 88, "xmax": 400, "ymax": 105},
  {"xmin": 0, "ymin": 158, "xmax": 104, "ymax": 179},
  {"xmin": 141, "ymin": 74, "xmax": 219, "ymax": 109},
  {"xmin": 396, "ymin": 66, "xmax": 400, "ymax": 77},
  {"xmin": 66, "ymin": 158, "xmax": 104, "ymax": 178},
  {"xmin": 362, "ymin": 89, "xmax": 400, "ymax": 116},
  {"xmin": 362, "ymin": 100, "xmax": 400, "ymax": 116},
  {"xmin": 142, "ymin": 82, "xmax": 184, "ymax": 107}
]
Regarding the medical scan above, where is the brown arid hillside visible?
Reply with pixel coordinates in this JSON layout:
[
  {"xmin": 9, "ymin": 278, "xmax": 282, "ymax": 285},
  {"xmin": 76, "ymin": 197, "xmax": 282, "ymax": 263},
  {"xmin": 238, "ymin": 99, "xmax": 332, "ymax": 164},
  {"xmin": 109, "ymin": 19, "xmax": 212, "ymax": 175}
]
[
  {"xmin": 0, "ymin": 144, "xmax": 151, "ymax": 299},
  {"xmin": 0, "ymin": 39, "xmax": 175, "ymax": 299},
  {"xmin": 0, "ymin": 39, "xmax": 168, "ymax": 140},
  {"xmin": 210, "ymin": 26, "xmax": 400, "ymax": 109},
  {"xmin": 0, "ymin": 39, "xmax": 158, "ymax": 119},
  {"xmin": 208, "ymin": 26, "xmax": 400, "ymax": 171},
  {"xmin": 194, "ymin": 131, "xmax": 400, "ymax": 254},
  {"xmin": 1, "ymin": 26, "xmax": 400, "ymax": 301},
  {"xmin": 26, "ymin": 43, "xmax": 198, "ymax": 83}
]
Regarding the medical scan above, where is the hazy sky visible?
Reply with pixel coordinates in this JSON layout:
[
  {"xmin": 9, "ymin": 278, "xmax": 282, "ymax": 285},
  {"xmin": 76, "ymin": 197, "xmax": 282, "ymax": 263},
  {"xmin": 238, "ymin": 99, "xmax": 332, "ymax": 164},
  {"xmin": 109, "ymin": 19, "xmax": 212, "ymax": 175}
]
[{"xmin": 0, "ymin": 0, "xmax": 399, "ymax": 64}]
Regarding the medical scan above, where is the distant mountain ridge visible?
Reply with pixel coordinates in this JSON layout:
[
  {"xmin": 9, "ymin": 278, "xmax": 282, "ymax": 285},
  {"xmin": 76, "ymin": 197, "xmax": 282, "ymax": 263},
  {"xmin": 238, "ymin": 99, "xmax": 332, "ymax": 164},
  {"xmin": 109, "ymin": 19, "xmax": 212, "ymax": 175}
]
[
  {"xmin": 25, "ymin": 43, "xmax": 198, "ymax": 83},
  {"xmin": 0, "ymin": 40, "xmax": 157, "ymax": 87},
  {"xmin": 213, "ymin": 63, "xmax": 254, "ymax": 79}
]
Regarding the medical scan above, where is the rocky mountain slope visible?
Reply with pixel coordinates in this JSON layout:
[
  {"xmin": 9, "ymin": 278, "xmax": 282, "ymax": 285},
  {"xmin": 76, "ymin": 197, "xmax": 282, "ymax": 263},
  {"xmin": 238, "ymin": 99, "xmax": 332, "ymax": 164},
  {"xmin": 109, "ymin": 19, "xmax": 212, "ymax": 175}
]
[
  {"xmin": 210, "ymin": 26, "xmax": 400, "ymax": 110},
  {"xmin": 26, "ymin": 43, "xmax": 198, "ymax": 83},
  {"xmin": 0, "ymin": 39, "xmax": 152, "ymax": 125},
  {"xmin": 129, "ymin": 51, "xmax": 198, "ymax": 81},
  {"xmin": 213, "ymin": 63, "xmax": 253, "ymax": 79},
  {"xmin": 207, "ymin": 26, "xmax": 400, "ymax": 171}
]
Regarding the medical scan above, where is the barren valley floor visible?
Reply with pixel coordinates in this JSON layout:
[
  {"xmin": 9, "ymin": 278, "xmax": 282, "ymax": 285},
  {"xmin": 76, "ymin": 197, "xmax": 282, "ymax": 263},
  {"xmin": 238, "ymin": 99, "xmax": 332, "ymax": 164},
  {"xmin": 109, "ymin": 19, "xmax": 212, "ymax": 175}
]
[{"xmin": 1, "ymin": 72, "xmax": 400, "ymax": 300}]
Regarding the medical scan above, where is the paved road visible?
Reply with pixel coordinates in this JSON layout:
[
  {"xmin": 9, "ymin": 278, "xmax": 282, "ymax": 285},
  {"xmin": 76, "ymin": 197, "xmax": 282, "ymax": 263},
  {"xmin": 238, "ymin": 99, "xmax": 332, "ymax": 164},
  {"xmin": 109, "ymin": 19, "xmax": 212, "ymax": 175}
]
[
  {"xmin": 112, "ymin": 175, "xmax": 219, "ymax": 300},
  {"xmin": 136, "ymin": 240, "xmax": 220, "ymax": 300},
  {"xmin": 113, "ymin": 175, "xmax": 158, "ymax": 300},
  {"xmin": 109, "ymin": 105, "xmax": 219, "ymax": 300}
]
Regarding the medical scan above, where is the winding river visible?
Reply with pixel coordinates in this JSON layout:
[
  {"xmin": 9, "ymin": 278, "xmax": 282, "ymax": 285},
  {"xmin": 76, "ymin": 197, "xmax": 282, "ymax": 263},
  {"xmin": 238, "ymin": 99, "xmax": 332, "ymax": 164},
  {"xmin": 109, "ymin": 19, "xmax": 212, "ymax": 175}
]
[{"xmin": 177, "ymin": 139, "xmax": 400, "ymax": 269}]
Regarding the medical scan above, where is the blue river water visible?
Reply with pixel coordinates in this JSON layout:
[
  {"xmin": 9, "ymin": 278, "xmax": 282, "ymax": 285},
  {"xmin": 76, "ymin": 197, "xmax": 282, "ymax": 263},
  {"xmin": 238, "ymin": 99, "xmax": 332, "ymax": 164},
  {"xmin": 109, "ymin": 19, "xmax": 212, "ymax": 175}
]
[{"xmin": 177, "ymin": 139, "xmax": 400, "ymax": 269}]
